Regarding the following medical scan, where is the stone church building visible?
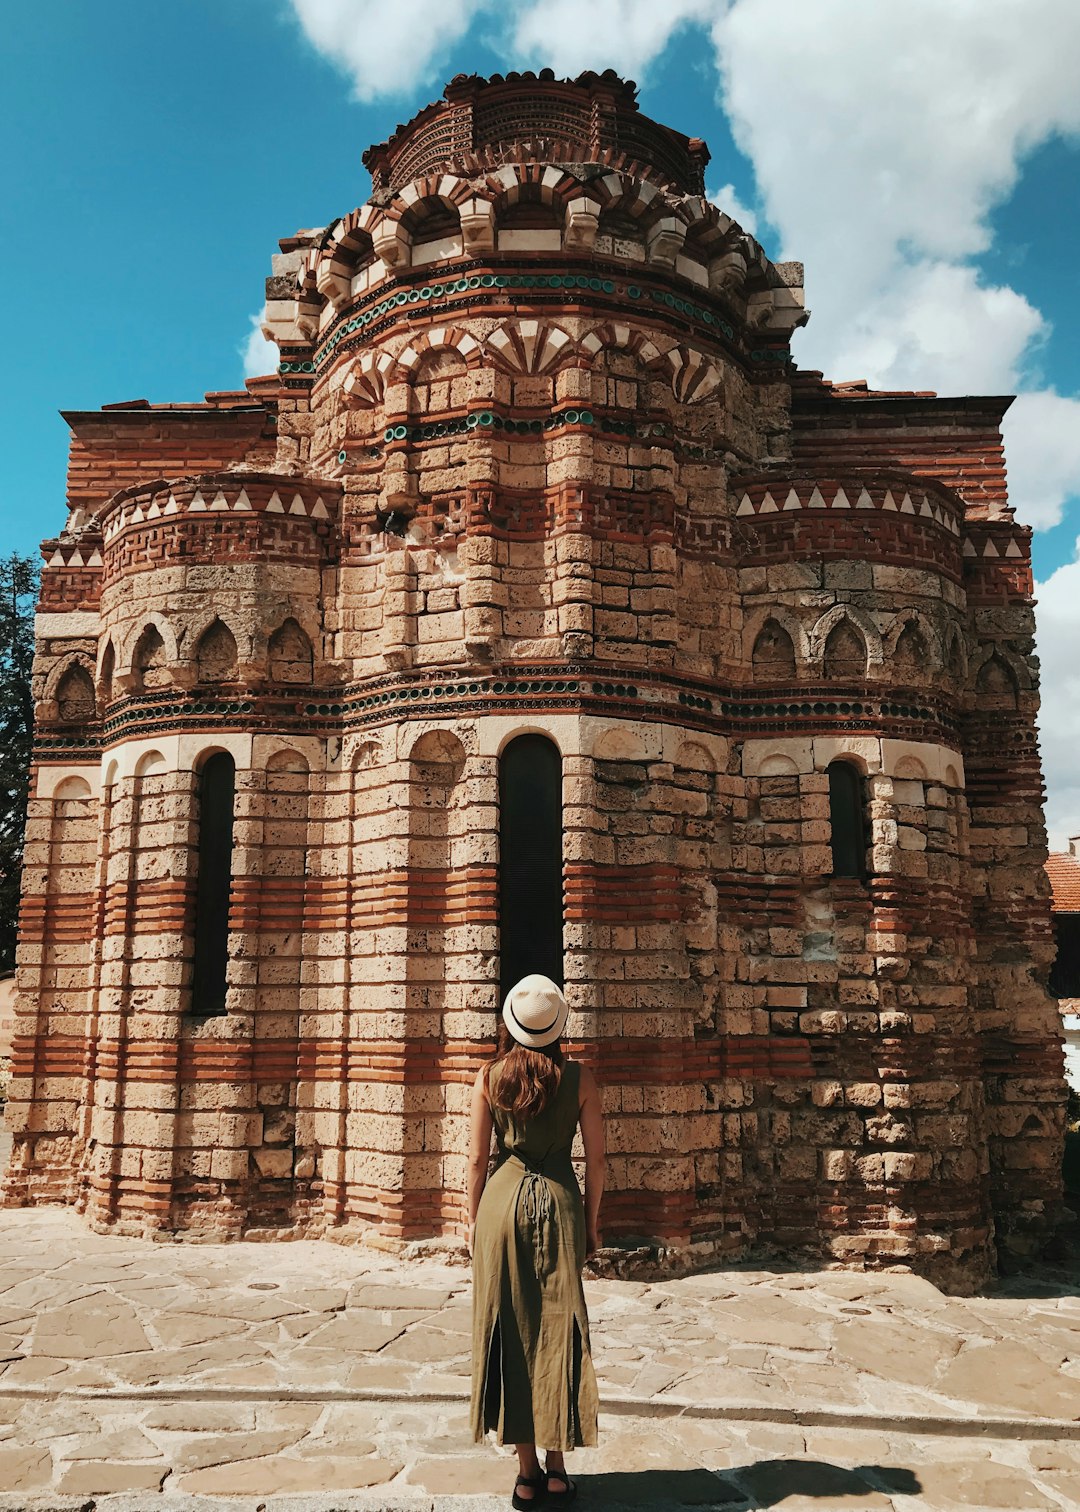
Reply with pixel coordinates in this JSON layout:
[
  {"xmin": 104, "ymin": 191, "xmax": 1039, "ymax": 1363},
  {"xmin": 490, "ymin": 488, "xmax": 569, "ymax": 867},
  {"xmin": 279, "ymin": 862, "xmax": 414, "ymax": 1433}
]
[{"xmin": 5, "ymin": 72, "xmax": 1066, "ymax": 1287}]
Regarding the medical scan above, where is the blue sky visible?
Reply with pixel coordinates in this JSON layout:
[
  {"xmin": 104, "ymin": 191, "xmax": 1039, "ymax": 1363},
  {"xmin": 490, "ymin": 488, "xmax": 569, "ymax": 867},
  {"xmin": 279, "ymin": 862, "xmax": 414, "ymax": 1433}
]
[{"xmin": 3, "ymin": 1, "xmax": 1080, "ymax": 839}]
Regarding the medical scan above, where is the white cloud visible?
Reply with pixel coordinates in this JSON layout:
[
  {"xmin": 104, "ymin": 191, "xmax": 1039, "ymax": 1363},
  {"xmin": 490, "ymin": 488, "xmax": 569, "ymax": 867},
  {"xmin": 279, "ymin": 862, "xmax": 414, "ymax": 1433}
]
[
  {"xmin": 708, "ymin": 181, "xmax": 757, "ymax": 237},
  {"xmin": 1005, "ymin": 391, "xmax": 1080, "ymax": 533},
  {"xmin": 1035, "ymin": 544, "xmax": 1080, "ymax": 850},
  {"xmin": 290, "ymin": 0, "xmax": 487, "ymax": 101},
  {"xmin": 508, "ymin": 0, "xmax": 711, "ymax": 80},
  {"xmin": 288, "ymin": 0, "xmax": 711, "ymax": 98},
  {"xmin": 706, "ymin": 1, "xmax": 1080, "ymax": 535},
  {"xmin": 241, "ymin": 308, "xmax": 278, "ymax": 380}
]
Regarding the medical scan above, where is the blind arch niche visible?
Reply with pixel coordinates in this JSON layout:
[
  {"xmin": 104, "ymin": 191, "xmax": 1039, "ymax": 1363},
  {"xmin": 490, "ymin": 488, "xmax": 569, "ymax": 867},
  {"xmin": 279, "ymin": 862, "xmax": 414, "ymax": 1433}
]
[{"xmin": 498, "ymin": 734, "xmax": 564, "ymax": 1002}]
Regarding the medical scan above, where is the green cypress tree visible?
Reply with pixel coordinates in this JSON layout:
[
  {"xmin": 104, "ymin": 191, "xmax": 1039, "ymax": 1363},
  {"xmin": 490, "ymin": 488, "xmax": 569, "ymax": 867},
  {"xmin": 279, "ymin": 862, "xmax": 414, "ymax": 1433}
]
[{"xmin": 0, "ymin": 554, "xmax": 38, "ymax": 972}]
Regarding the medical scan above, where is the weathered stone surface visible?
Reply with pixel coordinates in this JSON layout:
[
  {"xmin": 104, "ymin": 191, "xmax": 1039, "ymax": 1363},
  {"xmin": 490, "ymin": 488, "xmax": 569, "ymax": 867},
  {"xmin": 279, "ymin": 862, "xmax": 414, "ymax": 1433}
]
[
  {"xmin": 4, "ymin": 71, "xmax": 1065, "ymax": 1295},
  {"xmin": 0, "ymin": 1444, "xmax": 51, "ymax": 1491},
  {"xmin": 56, "ymin": 1459, "xmax": 167, "ymax": 1494},
  {"xmin": 177, "ymin": 1452, "xmax": 403, "ymax": 1494},
  {"xmin": 33, "ymin": 1294, "xmax": 151, "ymax": 1359}
]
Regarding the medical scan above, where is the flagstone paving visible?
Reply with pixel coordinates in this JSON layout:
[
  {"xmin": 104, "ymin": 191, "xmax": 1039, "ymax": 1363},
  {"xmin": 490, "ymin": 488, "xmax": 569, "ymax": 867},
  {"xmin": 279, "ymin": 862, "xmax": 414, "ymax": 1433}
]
[{"xmin": 0, "ymin": 1205, "xmax": 1076, "ymax": 1510}]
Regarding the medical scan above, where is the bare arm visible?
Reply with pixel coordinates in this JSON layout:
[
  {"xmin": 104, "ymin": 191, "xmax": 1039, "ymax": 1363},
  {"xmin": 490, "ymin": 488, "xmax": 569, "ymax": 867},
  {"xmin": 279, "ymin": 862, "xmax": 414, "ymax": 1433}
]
[
  {"xmin": 466, "ymin": 1066, "xmax": 494, "ymax": 1255},
  {"xmin": 578, "ymin": 1063, "xmax": 606, "ymax": 1257}
]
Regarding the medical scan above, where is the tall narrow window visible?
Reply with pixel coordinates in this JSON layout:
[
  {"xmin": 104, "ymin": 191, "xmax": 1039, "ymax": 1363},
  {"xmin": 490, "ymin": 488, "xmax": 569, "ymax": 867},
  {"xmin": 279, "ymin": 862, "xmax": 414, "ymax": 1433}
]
[
  {"xmin": 191, "ymin": 752, "xmax": 236, "ymax": 1015},
  {"xmin": 499, "ymin": 735, "xmax": 563, "ymax": 1000},
  {"xmin": 828, "ymin": 760, "xmax": 868, "ymax": 879}
]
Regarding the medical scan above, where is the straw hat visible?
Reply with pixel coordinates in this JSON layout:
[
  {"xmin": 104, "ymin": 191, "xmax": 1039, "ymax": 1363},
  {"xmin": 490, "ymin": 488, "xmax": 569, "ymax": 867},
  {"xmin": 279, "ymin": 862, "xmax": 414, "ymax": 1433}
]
[{"xmin": 502, "ymin": 974, "xmax": 568, "ymax": 1049}]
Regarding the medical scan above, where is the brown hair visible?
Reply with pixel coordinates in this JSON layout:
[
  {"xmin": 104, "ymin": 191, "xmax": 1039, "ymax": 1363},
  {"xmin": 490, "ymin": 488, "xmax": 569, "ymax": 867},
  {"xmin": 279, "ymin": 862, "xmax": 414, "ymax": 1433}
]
[{"xmin": 486, "ymin": 1022, "xmax": 564, "ymax": 1121}]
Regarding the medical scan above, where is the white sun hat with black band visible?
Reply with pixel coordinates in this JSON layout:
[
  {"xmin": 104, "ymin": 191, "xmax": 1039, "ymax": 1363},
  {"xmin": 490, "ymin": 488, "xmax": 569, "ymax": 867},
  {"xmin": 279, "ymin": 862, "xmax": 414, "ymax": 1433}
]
[{"xmin": 502, "ymin": 974, "xmax": 568, "ymax": 1049}]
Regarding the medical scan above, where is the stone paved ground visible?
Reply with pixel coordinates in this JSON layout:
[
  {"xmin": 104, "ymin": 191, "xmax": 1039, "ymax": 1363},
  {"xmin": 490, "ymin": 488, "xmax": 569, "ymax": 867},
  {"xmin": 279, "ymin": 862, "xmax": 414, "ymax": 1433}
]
[{"xmin": 0, "ymin": 1190, "xmax": 1078, "ymax": 1510}]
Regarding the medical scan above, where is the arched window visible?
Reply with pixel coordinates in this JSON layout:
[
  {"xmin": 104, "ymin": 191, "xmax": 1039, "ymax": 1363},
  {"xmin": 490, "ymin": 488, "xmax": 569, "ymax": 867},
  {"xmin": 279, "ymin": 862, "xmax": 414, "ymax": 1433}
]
[
  {"xmin": 828, "ymin": 760, "xmax": 867, "ymax": 879},
  {"xmin": 499, "ymin": 735, "xmax": 563, "ymax": 1001},
  {"xmin": 191, "ymin": 752, "xmax": 236, "ymax": 1015}
]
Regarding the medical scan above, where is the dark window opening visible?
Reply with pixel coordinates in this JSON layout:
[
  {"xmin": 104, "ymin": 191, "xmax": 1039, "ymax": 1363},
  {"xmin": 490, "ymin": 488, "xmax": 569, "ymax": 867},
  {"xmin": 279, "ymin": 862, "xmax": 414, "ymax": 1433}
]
[
  {"xmin": 1050, "ymin": 915, "xmax": 1080, "ymax": 998},
  {"xmin": 499, "ymin": 735, "xmax": 563, "ymax": 1001},
  {"xmin": 828, "ymin": 760, "xmax": 868, "ymax": 879},
  {"xmin": 191, "ymin": 752, "xmax": 236, "ymax": 1015}
]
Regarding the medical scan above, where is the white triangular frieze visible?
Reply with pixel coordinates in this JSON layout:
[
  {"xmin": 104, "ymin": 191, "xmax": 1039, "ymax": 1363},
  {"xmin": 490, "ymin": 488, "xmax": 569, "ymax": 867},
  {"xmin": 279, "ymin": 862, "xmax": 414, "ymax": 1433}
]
[
  {"xmin": 808, "ymin": 487, "xmax": 827, "ymax": 509},
  {"xmin": 856, "ymin": 489, "xmax": 875, "ymax": 509},
  {"xmin": 759, "ymin": 492, "xmax": 778, "ymax": 513},
  {"xmin": 900, "ymin": 494, "xmax": 915, "ymax": 514},
  {"xmin": 983, "ymin": 539, "xmax": 1000, "ymax": 557},
  {"xmin": 783, "ymin": 488, "xmax": 801, "ymax": 510},
  {"xmin": 1005, "ymin": 540, "xmax": 1023, "ymax": 558},
  {"xmin": 188, "ymin": 491, "xmax": 207, "ymax": 512},
  {"xmin": 234, "ymin": 489, "xmax": 252, "ymax": 511},
  {"xmin": 311, "ymin": 497, "xmax": 330, "ymax": 519},
  {"xmin": 736, "ymin": 494, "xmax": 754, "ymax": 516},
  {"xmin": 962, "ymin": 539, "xmax": 977, "ymax": 556},
  {"xmin": 289, "ymin": 494, "xmax": 307, "ymax": 515},
  {"xmin": 210, "ymin": 491, "xmax": 229, "ymax": 511},
  {"xmin": 833, "ymin": 487, "xmax": 851, "ymax": 509},
  {"xmin": 266, "ymin": 492, "xmax": 285, "ymax": 513},
  {"xmin": 883, "ymin": 491, "xmax": 897, "ymax": 511}
]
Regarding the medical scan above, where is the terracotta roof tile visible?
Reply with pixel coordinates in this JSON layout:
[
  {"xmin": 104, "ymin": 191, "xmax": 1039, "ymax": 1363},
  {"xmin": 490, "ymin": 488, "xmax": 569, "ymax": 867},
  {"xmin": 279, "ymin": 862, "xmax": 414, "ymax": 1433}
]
[{"xmin": 1045, "ymin": 852, "xmax": 1080, "ymax": 912}]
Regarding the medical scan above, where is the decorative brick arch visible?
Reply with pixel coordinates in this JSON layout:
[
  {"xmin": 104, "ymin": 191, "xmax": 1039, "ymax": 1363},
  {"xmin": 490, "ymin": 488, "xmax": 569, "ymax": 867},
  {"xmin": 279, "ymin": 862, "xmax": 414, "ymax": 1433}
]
[
  {"xmin": 341, "ymin": 349, "xmax": 397, "ymax": 408},
  {"xmin": 809, "ymin": 604, "xmax": 884, "ymax": 669},
  {"xmin": 186, "ymin": 612, "xmax": 247, "ymax": 669},
  {"xmin": 311, "ymin": 206, "xmax": 378, "ymax": 308},
  {"xmin": 662, "ymin": 344, "xmax": 723, "ymax": 404},
  {"xmin": 391, "ymin": 326, "xmax": 483, "ymax": 380},
  {"xmin": 742, "ymin": 604, "xmax": 811, "ymax": 669},
  {"xmin": 884, "ymin": 609, "xmax": 941, "ymax": 668},
  {"xmin": 43, "ymin": 651, "xmax": 96, "ymax": 705},
  {"xmin": 123, "ymin": 612, "xmax": 180, "ymax": 672},
  {"xmin": 943, "ymin": 622, "xmax": 969, "ymax": 681},
  {"xmin": 579, "ymin": 322, "xmax": 665, "ymax": 369},
  {"xmin": 972, "ymin": 643, "xmax": 1032, "ymax": 692},
  {"xmin": 485, "ymin": 319, "xmax": 576, "ymax": 375}
]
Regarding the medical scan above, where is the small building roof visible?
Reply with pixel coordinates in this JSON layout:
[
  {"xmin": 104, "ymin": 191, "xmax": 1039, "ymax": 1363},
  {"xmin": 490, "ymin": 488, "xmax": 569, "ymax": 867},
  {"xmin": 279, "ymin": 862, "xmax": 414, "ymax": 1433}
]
[{"xmin": 1046, "ymin": 848, "xmax": 1080, "ymax": 913}]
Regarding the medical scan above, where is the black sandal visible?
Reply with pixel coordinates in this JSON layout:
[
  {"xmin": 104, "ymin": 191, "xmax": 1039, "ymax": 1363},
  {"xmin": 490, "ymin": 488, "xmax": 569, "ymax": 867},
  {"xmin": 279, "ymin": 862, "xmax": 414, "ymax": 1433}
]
[
  {"xmin": 512, "ymin": 1469, "xmax": 547, "ymax": 1509},
  {"xmin": 544, "ymin": 1465, "xmax": 577, "ymax": 1503}
]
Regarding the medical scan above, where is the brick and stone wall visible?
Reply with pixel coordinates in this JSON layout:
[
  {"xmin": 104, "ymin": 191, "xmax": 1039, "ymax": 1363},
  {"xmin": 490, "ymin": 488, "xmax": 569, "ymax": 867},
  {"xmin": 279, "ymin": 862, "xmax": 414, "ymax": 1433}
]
[{"xmin": 4, "ymin": 71, "xmax": 1066, "ymax": 1289}]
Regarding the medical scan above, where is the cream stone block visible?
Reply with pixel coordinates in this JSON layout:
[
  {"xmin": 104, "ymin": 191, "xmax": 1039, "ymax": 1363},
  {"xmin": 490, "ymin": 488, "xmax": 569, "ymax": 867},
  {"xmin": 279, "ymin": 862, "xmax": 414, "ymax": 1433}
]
[
  {"xmin": 37, "ymin": 764, "xmax": 100, "ymax": 800},
  {"xmin": 881, "ymin": 739, "xmax": 965, "ymax": 787},
  {"xmin": 411, "ymin": 234, "xmax": 463, "ymax": 266},
  {"xmin": 742, "ymin": 738, "xmax": 814, "ymax": 776},
  {"xmin": 36, "ymin": 611, "xmax": 100, "ymax": 638},
  {"xmin": 812, "ymin": 736, "xmax": 883, "ymax": 773},
  {"xmin": 100, "ymin": 735, "xmax": 183, "ymax": 783},
  {"xmin": 496, "ymin": 229, "xmax": 562, "ymax": 253}
]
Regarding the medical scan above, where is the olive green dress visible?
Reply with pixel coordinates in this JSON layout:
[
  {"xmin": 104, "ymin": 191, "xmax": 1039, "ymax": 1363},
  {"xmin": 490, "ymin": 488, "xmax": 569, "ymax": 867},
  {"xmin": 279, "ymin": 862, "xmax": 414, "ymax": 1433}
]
[{"xmin": 471, "ymin": 1058, "xmax": 599, "ymax": 1449}]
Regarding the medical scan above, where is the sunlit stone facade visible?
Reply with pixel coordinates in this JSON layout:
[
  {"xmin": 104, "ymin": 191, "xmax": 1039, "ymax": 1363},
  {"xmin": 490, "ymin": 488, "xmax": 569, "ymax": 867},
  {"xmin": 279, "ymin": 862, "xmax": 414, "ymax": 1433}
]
[{"xmin": 6, "ymin": 72, "xmax": 1066, "ymax": 1286}]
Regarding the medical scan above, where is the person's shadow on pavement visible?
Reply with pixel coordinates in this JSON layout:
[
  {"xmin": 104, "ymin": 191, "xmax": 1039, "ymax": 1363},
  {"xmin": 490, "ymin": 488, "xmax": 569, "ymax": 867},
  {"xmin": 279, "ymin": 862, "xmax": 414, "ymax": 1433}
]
[{"xmin": 580, "ymin": 1458, "xmax": 921, "ymax": 1507}]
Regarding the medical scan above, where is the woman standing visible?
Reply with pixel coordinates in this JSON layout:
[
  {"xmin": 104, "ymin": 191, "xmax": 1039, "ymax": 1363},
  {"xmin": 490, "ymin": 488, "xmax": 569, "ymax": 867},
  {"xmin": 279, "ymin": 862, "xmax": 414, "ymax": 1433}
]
[{"xmin": 469, "ymin": 974, "xmax": 606, "ymax": 1507}]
